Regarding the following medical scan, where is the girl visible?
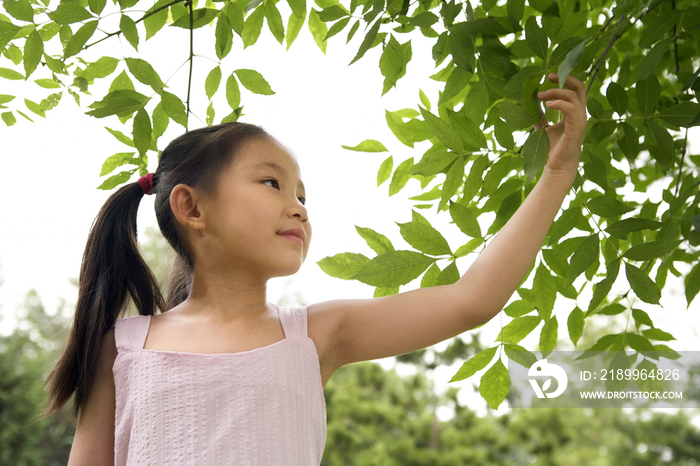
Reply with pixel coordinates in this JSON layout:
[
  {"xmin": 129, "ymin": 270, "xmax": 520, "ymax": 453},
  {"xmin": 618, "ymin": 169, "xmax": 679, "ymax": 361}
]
[{"xmin": 46, "ymin": 73, "xmax": 587, "ymax": 465}]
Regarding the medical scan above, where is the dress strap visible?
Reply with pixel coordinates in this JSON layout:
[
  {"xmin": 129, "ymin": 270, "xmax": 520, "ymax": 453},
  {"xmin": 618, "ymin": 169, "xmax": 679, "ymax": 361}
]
[
  {"xmin": 278, "ymin": 305, "xmax": 309, "ymax": 339},
  {"xmin": 114, "ymin": 315, "xmax": 151, "ymax": 353}
]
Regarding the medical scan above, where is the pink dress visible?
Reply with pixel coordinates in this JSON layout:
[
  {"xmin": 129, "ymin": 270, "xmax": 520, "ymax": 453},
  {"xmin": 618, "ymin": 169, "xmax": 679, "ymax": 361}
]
[{"xmin": 112, "ymin": 305, "xmax": 327, "ymax": 466}]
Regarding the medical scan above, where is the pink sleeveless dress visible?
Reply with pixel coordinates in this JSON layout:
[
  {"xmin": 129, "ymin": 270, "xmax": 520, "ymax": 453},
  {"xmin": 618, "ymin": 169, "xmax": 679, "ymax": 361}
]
[{"xmin": 112, "ymin": 305, "xmax": 327, "ymax": 466}]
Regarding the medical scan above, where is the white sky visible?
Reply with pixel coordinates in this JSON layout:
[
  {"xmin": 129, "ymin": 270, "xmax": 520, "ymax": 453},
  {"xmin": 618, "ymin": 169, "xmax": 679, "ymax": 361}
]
[{"xmin": 1, "ymin": 10, "xmax": 699, "ymax": 417}]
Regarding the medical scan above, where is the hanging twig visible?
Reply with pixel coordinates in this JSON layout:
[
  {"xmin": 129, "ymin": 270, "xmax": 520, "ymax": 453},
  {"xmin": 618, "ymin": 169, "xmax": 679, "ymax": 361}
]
[{"xmin": 186, "ymin": 0, "xmax": 194, "ymax": 130}]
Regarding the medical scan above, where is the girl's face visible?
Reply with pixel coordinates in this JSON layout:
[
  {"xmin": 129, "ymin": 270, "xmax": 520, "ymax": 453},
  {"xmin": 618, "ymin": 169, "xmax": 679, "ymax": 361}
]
[{"xmin": 201, "ymin": 137, "xmax": 311, "ymax": 280}]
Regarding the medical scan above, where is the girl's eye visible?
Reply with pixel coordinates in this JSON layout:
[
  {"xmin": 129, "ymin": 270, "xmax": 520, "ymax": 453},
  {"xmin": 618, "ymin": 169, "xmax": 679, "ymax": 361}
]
[{"xmin": 264, "ymin": 179, "xmax": 305, "ymax": 205}]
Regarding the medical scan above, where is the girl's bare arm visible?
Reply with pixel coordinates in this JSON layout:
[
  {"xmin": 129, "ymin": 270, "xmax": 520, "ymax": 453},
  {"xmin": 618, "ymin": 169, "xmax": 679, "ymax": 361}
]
[
  {"xmin": 309, "ymin": 74, "xmax": 587, "ymax": 375},
  {"xmin": 67, "ymin": 328, "xmax": 117, "ymax": 466}
]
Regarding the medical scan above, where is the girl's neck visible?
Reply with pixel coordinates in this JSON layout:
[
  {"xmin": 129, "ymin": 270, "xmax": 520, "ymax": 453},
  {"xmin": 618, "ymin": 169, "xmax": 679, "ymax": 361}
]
[{"xmin": 173, "ymin": 269, "xmax": 275, "ymax": 323}]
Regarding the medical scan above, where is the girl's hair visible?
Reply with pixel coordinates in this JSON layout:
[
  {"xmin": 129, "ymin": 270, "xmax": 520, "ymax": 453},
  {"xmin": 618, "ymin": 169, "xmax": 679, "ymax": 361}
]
[{"xmin": 44, "ymin": 122, "xmax": 270, "ymax": 418}]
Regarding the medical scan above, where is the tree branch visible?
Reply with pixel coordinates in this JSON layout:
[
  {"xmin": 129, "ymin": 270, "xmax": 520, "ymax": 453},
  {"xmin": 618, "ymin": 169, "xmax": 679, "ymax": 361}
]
[{"xmin": 83, "ymin": 0, "xmax": 187, "ymax": 51}]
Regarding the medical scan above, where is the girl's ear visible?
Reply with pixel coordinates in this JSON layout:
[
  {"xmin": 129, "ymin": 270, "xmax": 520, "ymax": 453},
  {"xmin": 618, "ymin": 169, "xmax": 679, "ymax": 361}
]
[{"xmin": 170, "ymin": 184, "xmax": 206, "ymax": 230}]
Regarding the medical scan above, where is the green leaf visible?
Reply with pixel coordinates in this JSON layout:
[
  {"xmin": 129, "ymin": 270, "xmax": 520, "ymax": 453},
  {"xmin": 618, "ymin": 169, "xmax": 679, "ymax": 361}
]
[
  {"xmin": 317, "ymin": 252, "xmax": 370, "ymax": 279},
  {"xmin": 625, "ymin": 333, "xmax": 655, "ymax": 352},
  {"xmin": 22, "ymin": 29, "xmax": 43, "ymax": 78},
  {"xmin": 632, "ymin": 308, "xmax": 653, "ymax": 328},
  {"xmin": 685, "ymin": 263, "xmax": 700, "ymax": 308},
  {"xmin": 588, "ymin": 258, "xmax": 620, "ymax": 314},
  {"xmin": 532, "ymin": 263, "xmax": 556, "ymax": 321},
  {"xmin": 286, "ymin": 9, "xmax": 306, "ymax": 49},
  {"xmin": 241, "ymin": 6, "xmax": 264, "ymax": 48},
  {"xmin": 639, "ymin": 11, "xmax": 682, "ymax": 49},
  {"xmin": 493, "ymin": 118, "xmax": 514, "ymax": 150},
  {"xmin": 389, "ymin": 157, "xmax": 414, "ymax": 196},
  {"xmin": 160, "ymin": 91, "xmax": 187, "ymax": 127},
  {"xmin": 642, "ymin": 327, "xmax": 675, "ymax": 341},
  {"xmin": 341, "ymin": 139, "xmax": 388, "ymax": 152},
  {"xmin": 355, "ymin": 226, "xmax": 394, "ymax": 255},
  {"xmin": 434, "ymin": 260, "xmax": 460, "ymax": 286},
  {"xmin": 655, "ymin": 102, "xmax": 700, "ymax": 127},
  {"xmin": 48, "ymin": 3, "xmax": 93, "ymax": 24},
  {"xmin": 449, "ymin": 346, "xmax": 498, "ymax": 382},
  {"xmin": 349, "ymin": 18, "xmax": 380, "ymax": 64},
  {"xmin": 379, "ymin": 35, "xmax": 412, "ymax": 95},
  {"xmin": 105, "ymin": 127, "xmax": 135, "ymax": 147},
  {"xmin": 233, "ymin": 69, "xmax": 275, "ymax": 95},
  {"xmin": 420, "ymin": 106, "xmax": 463, "ymax": 153},
  {"xmin": 449, "ymin": 201, "xmax": 481, "ymax": 238},
  {"xmin": 617, "ymin": 122, "xmax": 639, "ymax": 159},
  {"xmin": 133, "ymin": 108, "xmax": 151, "ymax": 155},
  {"xmin": 522, "ymin": 128, "xmax": 549, "ymax": 182},
  {"xmin": 215, "ymin": 14, "xmax": 233, "ymax": 59},
  {"xmin": 109, "ymin": 70, "xmax": 134, "ymax": 92},
  {"xmin": 89, "ymin": 0, "xmax": 106, "ymax": 15},
  {"xmin": 625, "ymin": 262, "xmax": 661, "ymax": 305},
  {"xmin": 377, "ymin": 155, "xmax": 393, "ymax": 186},
  {"xmin": 120, "ymin": 14, "xmax": 139, "ymax": 51},
  {"xmin": 636, "ymin": 75, "xmax": 660, "ymax": 117},
  {"xmin": 605, "ymin": 218, "xmax": 662, "ymax": 239},
  {"xmin": 606, "ymin": 82, "xmax": 628, "ymax": 115},
  {"xmin": 3, "ymin": 0, "xmax": 33, "ymax": 21},
  {"xmin": 64, "ymin": 20, "xmax": 97, "ymax": 58},
  {"xmin": 224, "ymin": 1, "xmax": 245, "ymax": 35},
  {"xmin": 479, "ymin": 359, "xmax": 510, "ymax": 409},
  {"xmin": 504, "ymin": 344, "xmax": 537, "ymax": 368},
  {"xmin": 623, "ymin": 240, "xmax": 682, "ymax": 261},
  {"xmin": 439, "ymin": 156, "xmax": 464, "ymax": 211},
  {"xmin": 447, "ymin": 110, "xmax": 487, "ymax": 149},
  {"xmin": 497, "ymin": 315, "xmax": 541, "ymax": 344},
  {"xmin": 144, "ymin": 0, "xmax": 169, "ymax": 39},
  {"xmin": 151, "ymin": 103, "xmax": 168, "ymax": 141},
  {"xmin": 482, "ymin": 156, "xmax": 511, "ymax": 195},
  {"xmin": 317, "ymin": 4, "xmax": 347, "ymax": 22},
  {"xmin": 86, "ymin": 91, "xmax": 146, "ymax": 118},
  {"xmin": 1, "ymin": 111, "xmax": 16, "ymax": 126},
  {"xmin": 226, "ymin": 74, "xmax": 240, "ymax": 110},
  {"xmin": 308, "ymin": 9, "xmax": 327, "ymax": 53},
  {"xmin": 324, "ymin": 16, "xmax": 349, "ymax": 41},
  {"xmin": 397, "ymin": 221, "xmax": 451, "ymax": 256},
  {"xmin": 539, "ymin": 315, "xmax": 558, "ymax": 353},
  {"xmin": 99, "ymin": 151, "xmax": 136, "ymax": 176},
  {"xmin": 97, "ymin": 169, "xmax": 136, "ymax": 190},
  {"xmin": 566, "ymin": 234, "xmax": 599, "ymax": 287},
  {"xmin": 637, "ymin": 38, "xmax": 671, "ymax": 81},
  {"xmin": 550, "ymin": 36, "xmax": 583, "ymax": 66},
  {"xmin": 504, "ymin": 300, "xmax": 534, "ymax": 318},
  {"xmin": 205, "ymin": 66, "xmax": 222, "ymax": 100},
  {"xmin": 286, "ymin": 0, "xmax": 305, "ymax": 19},
  {"xmin": 525, "ymin": 16, "xmax": 548, "ymax": 62},
  {"xmin": 264, "ymin": 0, "xmax": 285, "ymax": 44},
  {"xmin": 567, "ymin": 307, "xmax": 584, "ymax": 346},
  {"xmin": 587, "ymin": 195, "xmax": 635, "ymax": 217},
  {"xmin": 557, "ymin": 41, "xmax": 583, "ymax": 88},
  {"xmin": 352, "ymin": 250, "xmax": 436, "ymax": 287},
  {"xmin": 0, "ymin": 21, "xmax": 21, "ymax": 52},
  {"xmin": 499, "ymin": 101, "xmax": 538, "ymax": 131},
  {"xmin": 81, "ymin": 57, "xmax": 119, "ymax": 81},
  {"xmin": 385, "ymin": 108, "xmax": 432, "ymax": 148},
  {"xmin": 171, "ymin": 8, "xmax": 219, "ymax": 28},
  {"xmin": 125, "ymin": 58, "xmax": 164, "ymax": 92}
]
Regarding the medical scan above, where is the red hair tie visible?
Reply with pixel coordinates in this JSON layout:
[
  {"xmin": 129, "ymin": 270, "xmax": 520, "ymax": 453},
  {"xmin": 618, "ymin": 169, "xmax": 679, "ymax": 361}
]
[{"xmin": 138, "ymin": 173, "xmax": 155, "ymax": 195}]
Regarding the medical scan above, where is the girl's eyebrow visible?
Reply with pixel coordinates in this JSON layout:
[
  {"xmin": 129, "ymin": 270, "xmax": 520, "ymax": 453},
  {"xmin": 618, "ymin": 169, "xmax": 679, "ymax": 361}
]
[{"xmin": 248, "ymin": 161, "xmax": 306, "ymax": 191}]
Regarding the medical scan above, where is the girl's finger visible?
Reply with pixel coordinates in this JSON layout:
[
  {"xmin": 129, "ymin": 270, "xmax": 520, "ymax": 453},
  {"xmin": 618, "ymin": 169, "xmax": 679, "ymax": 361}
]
[
  {"xmin": 546, "ymin": 73, "xmax": 586, "ymax": 106},
  {"xmin": 538, "ymin": 88, "xmax": 580, "ymax": 106}
]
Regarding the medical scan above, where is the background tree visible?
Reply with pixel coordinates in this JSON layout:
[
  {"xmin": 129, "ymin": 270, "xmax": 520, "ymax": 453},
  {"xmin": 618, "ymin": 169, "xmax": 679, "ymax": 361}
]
[{"xmin": 1, "ymin": 0, "xmax": 699, "ymax": 408}]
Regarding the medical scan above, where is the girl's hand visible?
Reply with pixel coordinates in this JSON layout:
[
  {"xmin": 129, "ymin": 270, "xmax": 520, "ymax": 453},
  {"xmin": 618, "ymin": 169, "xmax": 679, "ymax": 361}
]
[{"xmin": 536, "ymin": 73, "xmax": 588, "ymax": 178}]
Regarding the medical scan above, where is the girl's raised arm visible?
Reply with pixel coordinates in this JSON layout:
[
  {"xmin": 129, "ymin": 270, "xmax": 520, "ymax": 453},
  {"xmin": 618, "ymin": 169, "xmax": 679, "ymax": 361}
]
[
  {"xmin": 309, "ymin": 74, "xmax": 587, "ymax": 379},
  {"xmin": 67, "ymin": 328, "xmax": 117, "ymax": 465}
]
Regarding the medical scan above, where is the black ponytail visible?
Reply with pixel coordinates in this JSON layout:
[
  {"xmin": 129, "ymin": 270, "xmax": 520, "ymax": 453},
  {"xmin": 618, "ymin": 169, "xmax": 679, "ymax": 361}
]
[{"xmin": 44, "ymin": 122, "xmax": 270, "ymax": 418}]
